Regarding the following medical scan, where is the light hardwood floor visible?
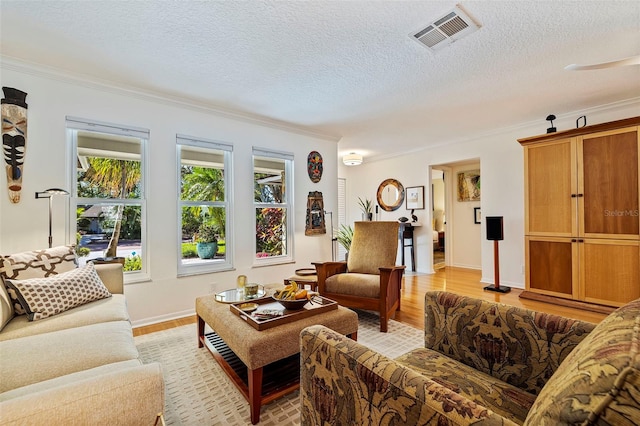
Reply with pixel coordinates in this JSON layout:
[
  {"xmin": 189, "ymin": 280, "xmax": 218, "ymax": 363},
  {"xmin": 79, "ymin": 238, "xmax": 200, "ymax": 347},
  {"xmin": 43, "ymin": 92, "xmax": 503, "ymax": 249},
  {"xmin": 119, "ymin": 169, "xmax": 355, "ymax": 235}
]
[{"xmin": 133, "ymin": 266, "xmax": 608, "ymax": 336}]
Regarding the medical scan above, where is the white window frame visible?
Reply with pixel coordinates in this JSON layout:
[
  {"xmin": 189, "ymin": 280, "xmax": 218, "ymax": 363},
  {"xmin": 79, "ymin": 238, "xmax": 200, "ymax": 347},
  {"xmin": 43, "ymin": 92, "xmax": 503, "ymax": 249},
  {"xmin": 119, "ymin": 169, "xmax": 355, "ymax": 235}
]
[
  {"xmin": 66, "ymin": 116, "xmax": 149, "ymax": 283},
  {"xmin": 177, "ymin": 135, "xmax": 234, "ymax": 276},
  {"xmin": 252, "ymin": 147, "xmax": 294, "ymax": 266}
]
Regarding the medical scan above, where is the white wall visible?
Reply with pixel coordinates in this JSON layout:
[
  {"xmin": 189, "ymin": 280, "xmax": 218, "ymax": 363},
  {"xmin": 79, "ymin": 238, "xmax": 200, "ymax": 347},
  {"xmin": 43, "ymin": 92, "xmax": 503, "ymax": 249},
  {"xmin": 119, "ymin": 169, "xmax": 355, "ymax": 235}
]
[
  {"xmin": 339, "ymin": 99, "xmax": 640, "ymax": 288},
  {"xmin": 0, "ymin": 62, "xmax": 338, "ymax": 326}
]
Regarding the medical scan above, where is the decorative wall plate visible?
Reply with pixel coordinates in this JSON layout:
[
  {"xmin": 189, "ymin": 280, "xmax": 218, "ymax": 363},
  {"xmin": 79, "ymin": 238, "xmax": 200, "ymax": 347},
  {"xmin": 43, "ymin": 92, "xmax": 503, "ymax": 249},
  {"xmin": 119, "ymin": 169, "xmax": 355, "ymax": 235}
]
[
  {"xmin": 307, "ymin": 151, "xmax": 323, "ymax": 183},
  {"xmin": 377, "ymin": 178, "xmax": 405, "ymax": 211}
]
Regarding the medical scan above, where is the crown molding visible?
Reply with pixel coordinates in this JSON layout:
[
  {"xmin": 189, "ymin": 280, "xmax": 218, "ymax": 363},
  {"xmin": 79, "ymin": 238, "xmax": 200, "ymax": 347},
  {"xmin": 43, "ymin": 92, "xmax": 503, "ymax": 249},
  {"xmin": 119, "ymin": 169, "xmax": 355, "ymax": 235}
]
[
  {"xmin": 365, "ymin": 96, "xmax": 640, "ymax": 164},
  {"xmin": 1, "ymin": 56, "xmax": 342, "ymax": 142}
]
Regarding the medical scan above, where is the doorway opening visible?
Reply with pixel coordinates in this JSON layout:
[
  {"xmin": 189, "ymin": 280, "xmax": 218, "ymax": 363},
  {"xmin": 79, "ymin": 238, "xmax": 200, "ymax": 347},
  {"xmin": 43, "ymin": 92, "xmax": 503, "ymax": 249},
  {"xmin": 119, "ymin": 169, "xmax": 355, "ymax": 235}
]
[
  {"xmin": 431, "ymin": 159, "xmax": 482, "ymax": 272},
  {"xmin": 432, "ymin": 169, "xmax": 446, "ymax": 269}
]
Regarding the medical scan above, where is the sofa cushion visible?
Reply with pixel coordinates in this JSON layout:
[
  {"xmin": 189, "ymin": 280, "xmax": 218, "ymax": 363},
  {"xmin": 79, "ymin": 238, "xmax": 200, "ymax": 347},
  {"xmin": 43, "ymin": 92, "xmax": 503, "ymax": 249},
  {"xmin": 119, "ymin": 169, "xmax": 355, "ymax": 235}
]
[
  {"xmin": 0, "ymin": 294, "xmax": 128, "ymax": 341},
  {"xmin": 4, "ymin": 263, "xmax": 111, "ymax": 321},
  {"xmin": 0, "ymin": 362, "xmax": 164, "ymax": 426},
  {"xmin": 0, "ymin": 359, "xmax": 142, "ymax": 402},
  {"xmin": 0, "ymin": 245, "xmax": 77, "ymax": 315},
  {"xmin": 0, "ymin": 320, "xmax": 139, "ymax": 392},
  {"xmin": 424, "ymin": 291, "xmax": 595, "ymax": 396},
  {"xmin": 325, "ymin": 273, "xmax": 380, "ymax": 298},
  {"xmin": 0, "ymin": 284, "xmax": 13, "ymax": 331},
  {"xmin": 300, "ymin": 324, "xmax": 512, "ymax": 425},
  {"xmin": 524, "ymin": 298, "xmax": 640, "ymax": 425},
  {"xmin": 396, "ymin": 347, "xmax": 536, "ymax": 424}
]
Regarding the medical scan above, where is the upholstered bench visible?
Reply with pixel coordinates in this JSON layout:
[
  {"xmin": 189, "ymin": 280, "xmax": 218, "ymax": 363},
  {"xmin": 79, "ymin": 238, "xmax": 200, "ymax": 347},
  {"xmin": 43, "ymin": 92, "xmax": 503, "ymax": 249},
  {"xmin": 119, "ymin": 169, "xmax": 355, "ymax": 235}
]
[{"xmin": 196, "ymin": 294, "xmax": 358, "ymax": 424}]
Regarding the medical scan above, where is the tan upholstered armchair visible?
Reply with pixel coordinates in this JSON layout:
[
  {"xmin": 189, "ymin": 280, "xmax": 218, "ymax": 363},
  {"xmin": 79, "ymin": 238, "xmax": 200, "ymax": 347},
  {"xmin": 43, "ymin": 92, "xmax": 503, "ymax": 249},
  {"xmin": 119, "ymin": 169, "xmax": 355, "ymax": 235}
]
[{"xmin": 313, "ymin": 221, "xmax": 405, "ymax": 332}]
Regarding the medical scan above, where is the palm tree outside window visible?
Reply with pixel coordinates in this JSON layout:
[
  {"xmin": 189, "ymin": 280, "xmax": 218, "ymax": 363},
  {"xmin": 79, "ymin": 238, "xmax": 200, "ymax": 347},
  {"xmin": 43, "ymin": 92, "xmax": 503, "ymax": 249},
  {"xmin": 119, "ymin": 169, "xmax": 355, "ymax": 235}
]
[
  {"xmin": 177, "ymin": 136, "xmax": 233, "ymax": 276},
  {"xmin": 67, "ymin": 117, "xmax": 148, "ymax": 280}
]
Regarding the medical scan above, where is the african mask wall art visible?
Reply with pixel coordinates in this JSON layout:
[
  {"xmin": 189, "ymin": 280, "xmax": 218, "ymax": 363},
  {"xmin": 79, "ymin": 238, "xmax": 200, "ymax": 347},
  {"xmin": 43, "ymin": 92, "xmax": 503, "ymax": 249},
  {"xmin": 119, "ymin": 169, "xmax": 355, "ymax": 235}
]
[
  {"xmin": 307, "ymin": 151, "xmax": 323, "ymax": 183},
  {"xmin": 305, "ymin": 191, "xmax": 326, "ymax": 235},
  {"xmin": 2, "ymin": 87, "xmax": 28, "ymax": 203}
]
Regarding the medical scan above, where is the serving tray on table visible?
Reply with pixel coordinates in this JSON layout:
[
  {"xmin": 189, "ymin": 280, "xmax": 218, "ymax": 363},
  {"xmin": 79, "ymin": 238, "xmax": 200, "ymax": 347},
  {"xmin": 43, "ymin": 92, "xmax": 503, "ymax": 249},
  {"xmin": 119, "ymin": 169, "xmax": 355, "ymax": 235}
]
[{"xmin": 230, "ymin": 295, "xmax": 337, "ymax": 331}]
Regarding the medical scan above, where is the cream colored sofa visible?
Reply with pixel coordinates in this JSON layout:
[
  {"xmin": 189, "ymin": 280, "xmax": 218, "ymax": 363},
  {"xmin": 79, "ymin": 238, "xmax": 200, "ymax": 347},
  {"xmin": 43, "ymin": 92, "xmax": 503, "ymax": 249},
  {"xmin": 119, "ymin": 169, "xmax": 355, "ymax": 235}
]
[{"xmin": 0, "ymin": 263, "xmax": 165, "ymax": 425}]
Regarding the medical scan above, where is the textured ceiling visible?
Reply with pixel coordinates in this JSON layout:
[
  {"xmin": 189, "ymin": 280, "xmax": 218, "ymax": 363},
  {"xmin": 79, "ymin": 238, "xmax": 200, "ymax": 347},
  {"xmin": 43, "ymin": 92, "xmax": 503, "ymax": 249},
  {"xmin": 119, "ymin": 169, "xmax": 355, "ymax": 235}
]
[{"xmin": 1, "ymin": 1, "xmax": 639, "ymax": 161}]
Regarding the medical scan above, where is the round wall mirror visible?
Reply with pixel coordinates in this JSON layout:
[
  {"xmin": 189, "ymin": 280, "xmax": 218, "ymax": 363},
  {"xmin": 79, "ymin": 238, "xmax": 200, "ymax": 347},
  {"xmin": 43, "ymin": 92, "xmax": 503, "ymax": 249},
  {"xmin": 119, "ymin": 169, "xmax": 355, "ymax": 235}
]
[{"xmin": 377, "ymin": 178, "xmax": 405, "ymax": 211}]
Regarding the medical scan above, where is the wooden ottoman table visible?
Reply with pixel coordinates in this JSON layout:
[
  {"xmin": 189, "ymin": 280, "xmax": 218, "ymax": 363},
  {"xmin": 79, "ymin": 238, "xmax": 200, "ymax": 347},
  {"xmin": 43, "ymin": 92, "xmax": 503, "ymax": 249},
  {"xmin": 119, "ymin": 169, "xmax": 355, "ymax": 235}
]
[{"xmin": 196, "ymin": 294, "xmax": 358, "ymax": 424}]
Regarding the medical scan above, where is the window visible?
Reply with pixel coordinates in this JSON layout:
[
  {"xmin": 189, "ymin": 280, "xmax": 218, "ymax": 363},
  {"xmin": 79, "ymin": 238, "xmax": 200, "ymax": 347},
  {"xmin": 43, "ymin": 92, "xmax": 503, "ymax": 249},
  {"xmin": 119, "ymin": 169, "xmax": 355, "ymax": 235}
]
[
  {"xmin": 177, "ymin": 135, "xmax": 233, "ymax": 275},
  {"xmin": 67, "ymin": 117, "xmax": 148, "ymax": 281},
  {"xmin": 253, "ymin": 148, "xmax": 294, "ymax": 264}
]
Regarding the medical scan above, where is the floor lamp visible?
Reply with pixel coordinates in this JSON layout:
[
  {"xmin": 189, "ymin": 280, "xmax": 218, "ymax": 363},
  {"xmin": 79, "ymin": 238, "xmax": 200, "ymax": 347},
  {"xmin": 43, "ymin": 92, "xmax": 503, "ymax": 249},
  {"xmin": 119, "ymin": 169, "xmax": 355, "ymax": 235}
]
[
  {"xmin": 35, "ymin": 188, "xmax": 70, "ymax": 248},
  {"xmin": 324, "ymin": 210, "xmax": 336, "ymax": 261}
]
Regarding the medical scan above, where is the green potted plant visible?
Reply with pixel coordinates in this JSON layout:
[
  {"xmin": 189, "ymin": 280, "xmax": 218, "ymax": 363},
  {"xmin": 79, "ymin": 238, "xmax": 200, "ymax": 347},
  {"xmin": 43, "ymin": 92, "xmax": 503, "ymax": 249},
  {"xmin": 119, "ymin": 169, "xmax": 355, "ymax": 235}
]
[
  {"xmin": 75, "ymin": 233, "xmax": 90, "ymax": 258},
  {"xmin": 335, "ymin": 224, "xmax": 354, "ymax": 260},
  {"xmin": 196, "ymin": 224, "xmax": 219, "ymax": 259},
  {"xmin": 358, "ymin": 197, "xmax": 373, "ymax": 221}
]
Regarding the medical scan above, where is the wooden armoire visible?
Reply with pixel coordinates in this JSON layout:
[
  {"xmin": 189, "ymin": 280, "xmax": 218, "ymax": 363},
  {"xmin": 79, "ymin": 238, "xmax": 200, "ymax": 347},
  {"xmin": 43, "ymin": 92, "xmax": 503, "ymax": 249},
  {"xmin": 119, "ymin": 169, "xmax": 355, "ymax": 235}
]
[{"xmin": 519, "ymin": 116, "xmax": 640, "ymax": 311}]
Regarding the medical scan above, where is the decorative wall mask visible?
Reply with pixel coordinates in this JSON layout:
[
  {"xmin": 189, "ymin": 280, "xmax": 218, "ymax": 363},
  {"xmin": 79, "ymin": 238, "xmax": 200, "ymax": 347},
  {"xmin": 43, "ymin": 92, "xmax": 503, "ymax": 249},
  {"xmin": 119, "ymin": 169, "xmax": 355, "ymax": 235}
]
[
  {"xmin": 307, "ymin": 151, "xmax": 323, "ymax": 183},
  {"xmin": 305, "ymin": 191, "xmax": 326, "ymax": 235},
  {"xmin": 2, "ymin": 87, "xmax": 28, "ymax": 203}
]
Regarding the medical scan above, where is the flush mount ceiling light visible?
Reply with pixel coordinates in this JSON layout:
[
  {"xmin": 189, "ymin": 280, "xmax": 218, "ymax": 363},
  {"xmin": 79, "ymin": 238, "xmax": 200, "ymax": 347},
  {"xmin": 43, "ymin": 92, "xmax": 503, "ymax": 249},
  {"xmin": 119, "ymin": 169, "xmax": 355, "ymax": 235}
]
[{"xmin": 343, "ymin": 153, "xmax": 363, "ymax": 166}]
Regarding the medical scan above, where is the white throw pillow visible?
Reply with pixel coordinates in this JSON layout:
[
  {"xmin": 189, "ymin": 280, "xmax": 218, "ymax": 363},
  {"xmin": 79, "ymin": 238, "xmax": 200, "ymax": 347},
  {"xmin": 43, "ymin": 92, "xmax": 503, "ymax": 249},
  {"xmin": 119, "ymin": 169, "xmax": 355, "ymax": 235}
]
[{"xmin": 4, "ymin": 263, "xmax": 111, "ymax": 321}]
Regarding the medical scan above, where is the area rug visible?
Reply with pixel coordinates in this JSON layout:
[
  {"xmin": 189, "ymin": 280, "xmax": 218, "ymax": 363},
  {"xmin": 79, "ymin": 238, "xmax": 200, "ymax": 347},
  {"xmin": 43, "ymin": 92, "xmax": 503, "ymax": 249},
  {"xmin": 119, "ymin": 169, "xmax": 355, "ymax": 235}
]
[{"xmin": 135, "ymin": 310, "xmax": 423, "ymax": 425}]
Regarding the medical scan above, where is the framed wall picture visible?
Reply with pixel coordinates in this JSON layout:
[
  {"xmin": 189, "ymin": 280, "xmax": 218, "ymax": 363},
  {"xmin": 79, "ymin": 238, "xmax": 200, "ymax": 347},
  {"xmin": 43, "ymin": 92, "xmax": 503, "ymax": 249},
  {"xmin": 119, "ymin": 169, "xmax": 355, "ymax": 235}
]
[
  {"xmin": 405, "ymin": 186, "xmax": 424, "ymax": 210},
  {"xmin": 457, "ymin": 170, "xmax": 480, "ymax": 201},
  {"xmin": 474, "ymin": 207, "xmax": 481, "ymax": 224}
]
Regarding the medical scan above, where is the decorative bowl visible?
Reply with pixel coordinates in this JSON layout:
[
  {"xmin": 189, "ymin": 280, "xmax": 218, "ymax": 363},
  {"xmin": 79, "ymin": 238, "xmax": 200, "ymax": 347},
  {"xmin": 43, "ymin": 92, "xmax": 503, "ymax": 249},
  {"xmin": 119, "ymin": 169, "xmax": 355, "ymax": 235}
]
[{"xmin": 272, "ymin": 295, "xmax": 308, "ymax": 310}]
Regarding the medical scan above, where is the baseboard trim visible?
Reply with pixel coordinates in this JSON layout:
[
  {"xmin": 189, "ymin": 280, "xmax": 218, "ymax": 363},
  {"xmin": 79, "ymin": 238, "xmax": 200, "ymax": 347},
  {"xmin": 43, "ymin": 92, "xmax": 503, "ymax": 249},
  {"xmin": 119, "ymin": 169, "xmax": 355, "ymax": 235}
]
[
  {"xmin": 519, "ymin": 291, "xmax": 616, "ymax": 315},
  {"xmin": 131, "ymin": 309, "xmax": 195, "ymax": 329}
]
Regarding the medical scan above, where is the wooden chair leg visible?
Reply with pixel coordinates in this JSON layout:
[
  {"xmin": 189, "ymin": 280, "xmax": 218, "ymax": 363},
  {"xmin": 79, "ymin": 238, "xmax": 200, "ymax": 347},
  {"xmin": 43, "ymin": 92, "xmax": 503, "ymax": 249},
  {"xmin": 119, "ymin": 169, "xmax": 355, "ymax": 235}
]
[{"xmin": 380, "ymin": 313, "xmax": 388, "ymax": 332}]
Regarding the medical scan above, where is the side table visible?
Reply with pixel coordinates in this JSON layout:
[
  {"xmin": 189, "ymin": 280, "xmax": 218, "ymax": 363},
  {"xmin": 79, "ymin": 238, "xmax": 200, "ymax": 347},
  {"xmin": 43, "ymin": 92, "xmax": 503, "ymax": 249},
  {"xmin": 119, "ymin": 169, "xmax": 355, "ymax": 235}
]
[{"xmin": 283, "ymin": 273, "xmax": 318, "ymax": 291}]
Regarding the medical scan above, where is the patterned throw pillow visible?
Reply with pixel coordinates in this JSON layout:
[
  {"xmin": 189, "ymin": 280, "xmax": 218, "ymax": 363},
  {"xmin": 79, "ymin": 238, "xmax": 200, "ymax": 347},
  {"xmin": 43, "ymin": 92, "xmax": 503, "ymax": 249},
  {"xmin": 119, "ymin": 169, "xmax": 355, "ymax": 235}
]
[
  {"xmin": 0, "ymin": 245, "xmax": 77, "ymax": 315},
  {"xmin": 0, "ymin": 284, "xmax": 14, "ymax": 331},
  {"xmin": 4, "ymin": 263, "xmax": 111, "ymax": 321}
]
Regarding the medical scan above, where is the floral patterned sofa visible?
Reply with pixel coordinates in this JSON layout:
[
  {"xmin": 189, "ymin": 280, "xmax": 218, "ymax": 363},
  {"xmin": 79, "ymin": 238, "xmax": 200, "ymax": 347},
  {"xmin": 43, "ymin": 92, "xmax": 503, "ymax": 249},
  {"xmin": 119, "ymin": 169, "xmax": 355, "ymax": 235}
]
[{"xmin": 300, "ymin": 290, "xmax": 640, "ymax": 425}]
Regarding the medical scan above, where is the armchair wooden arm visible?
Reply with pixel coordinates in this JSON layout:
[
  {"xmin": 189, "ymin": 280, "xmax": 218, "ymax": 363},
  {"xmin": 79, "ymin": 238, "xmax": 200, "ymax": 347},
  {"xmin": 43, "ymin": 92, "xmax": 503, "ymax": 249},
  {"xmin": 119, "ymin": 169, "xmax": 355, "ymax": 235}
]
[
  {"xmin": 312, "ymin": 261, "xmax": 347, "ymax": 293},
  {"xmin": 379, "ymin": 265, "xmax": 405, "ymax": 311}
]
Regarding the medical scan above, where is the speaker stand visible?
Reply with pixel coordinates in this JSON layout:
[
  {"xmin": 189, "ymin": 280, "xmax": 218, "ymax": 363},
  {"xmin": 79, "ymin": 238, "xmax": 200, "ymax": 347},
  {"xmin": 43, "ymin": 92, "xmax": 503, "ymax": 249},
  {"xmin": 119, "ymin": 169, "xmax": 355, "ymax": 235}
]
[{"xmin": 484, "ymin": 240, "xmax": 511, "ymax": 293}]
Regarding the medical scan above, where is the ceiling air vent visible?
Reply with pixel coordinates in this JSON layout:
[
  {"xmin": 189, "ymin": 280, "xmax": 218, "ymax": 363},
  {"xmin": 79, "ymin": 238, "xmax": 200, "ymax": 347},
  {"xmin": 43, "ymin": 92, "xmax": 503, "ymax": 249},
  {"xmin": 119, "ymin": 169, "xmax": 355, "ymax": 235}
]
[{"xmin": 411, "ymin": 5, "xmax": 479, "ymax": 51}]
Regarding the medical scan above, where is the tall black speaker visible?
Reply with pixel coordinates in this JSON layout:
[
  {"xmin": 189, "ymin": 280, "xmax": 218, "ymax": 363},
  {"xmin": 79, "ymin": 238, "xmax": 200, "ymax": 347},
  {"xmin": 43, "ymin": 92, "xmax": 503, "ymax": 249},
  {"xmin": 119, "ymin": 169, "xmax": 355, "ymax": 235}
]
[
  {"xmin": 484, "ymin": 216, "xmax": 510, "ymax": 293},
  {"xmin": 486, "ymin": 216, "xmax": 504, "ymax": 241}
]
